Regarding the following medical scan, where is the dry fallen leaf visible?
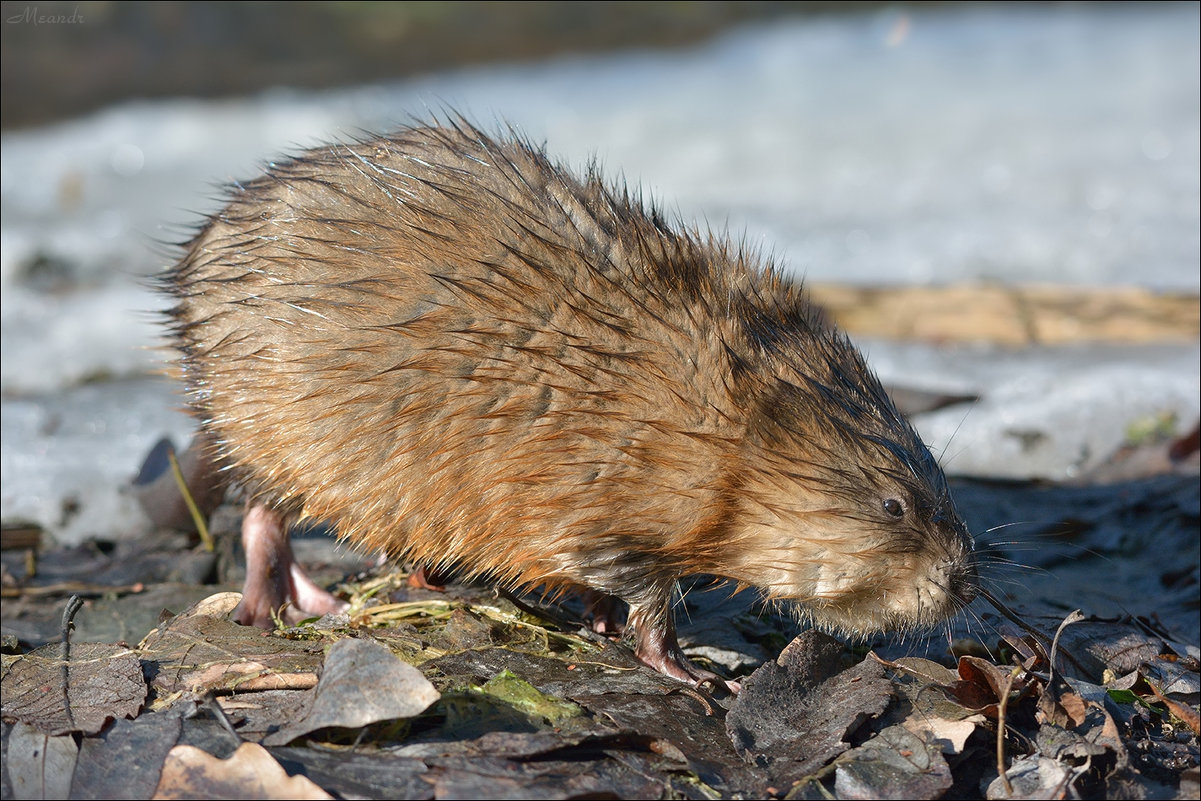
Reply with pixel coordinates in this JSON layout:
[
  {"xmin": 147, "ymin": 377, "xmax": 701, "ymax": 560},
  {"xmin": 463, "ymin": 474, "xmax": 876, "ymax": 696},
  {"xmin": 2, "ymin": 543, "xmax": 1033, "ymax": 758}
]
[
  {"xmin": 872, "ymin": 655, "xmax": 960, "ymax": 686},
  {"xmin": 948, "ymin": 656, "xmax": 1033, "ymax": 718},
  {"xmin": 1147, "ymin": 680, "xmax": 1201, "ymax": 737},
  {"xmin": 153, "ymin": 743, "xmax": 332, "ymax": 800},
  {"xmin": 4, "ymin": 722, "xmax": 78, "ymax": 799},
  {"xmin": 140, "ymin": 593, "xmax": 324, "ymax": 697},
  {"xmin": 726, "ymin": 631, "xmax": 894, "ymax": 782},
  {"xmin": 834, "ymin": 724, "xmax": 953, "ymax": 800},
  {"xmin": 902, "ymin": 716, "xmax": 981, "ymax": 756},
  {"xmin": 1, "ymin": 643, "xmax": 146, "ymax": 735},
  {"xmin": 986, "ymin": 754, "xmax": 1076, "ymax": 800},
  {"xmin": 70, "ymin": 713, "xmax": 183, "ymax": 800},
  {"xmin": 1037, "ymin": 687, "xmax": 1090, "ymax": 729},
  {"xmin": 263, "ymin": 637, "xmax": 440, "ymax": 745}
]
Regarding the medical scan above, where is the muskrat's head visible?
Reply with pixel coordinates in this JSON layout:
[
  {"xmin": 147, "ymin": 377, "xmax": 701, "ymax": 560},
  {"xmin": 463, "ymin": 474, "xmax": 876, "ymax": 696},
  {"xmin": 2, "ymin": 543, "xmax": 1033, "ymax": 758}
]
[{"xmin": 724, "ymin": 323, "xmax": 978, "ymax": 636}]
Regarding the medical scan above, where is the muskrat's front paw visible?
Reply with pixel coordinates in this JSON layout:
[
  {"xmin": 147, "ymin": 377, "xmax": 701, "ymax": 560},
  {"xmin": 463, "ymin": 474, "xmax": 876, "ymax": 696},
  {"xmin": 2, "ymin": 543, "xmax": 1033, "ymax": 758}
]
[{"xmin": 582, "ymin": 590, "xmax": 626, "ymax": 635}]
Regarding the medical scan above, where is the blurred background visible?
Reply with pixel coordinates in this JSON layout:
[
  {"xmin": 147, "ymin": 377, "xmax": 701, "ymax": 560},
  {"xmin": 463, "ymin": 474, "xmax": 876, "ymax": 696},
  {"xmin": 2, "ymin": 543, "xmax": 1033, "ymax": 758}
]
[{"xmin": 1, "ymin": 1, "xmax": 1198, "ymax": 548}]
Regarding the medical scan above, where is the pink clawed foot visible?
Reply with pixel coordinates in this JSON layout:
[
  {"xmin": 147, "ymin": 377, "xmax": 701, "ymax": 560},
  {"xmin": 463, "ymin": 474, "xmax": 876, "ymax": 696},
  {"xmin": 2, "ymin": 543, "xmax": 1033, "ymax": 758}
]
[
  {"xmin": 630, "ymin": 604, "xmax": 738, "ymax": 693},
  {"xmin": 232, "ymin": 504, "xmax": 348, "ymax": 627},
  {"xmin": 582, "ymin": 590, "xmax": 625, "ymax": 635},
  {"xmin": 407, "ymin": 562, "xmax": 448, "ymax": 591}
]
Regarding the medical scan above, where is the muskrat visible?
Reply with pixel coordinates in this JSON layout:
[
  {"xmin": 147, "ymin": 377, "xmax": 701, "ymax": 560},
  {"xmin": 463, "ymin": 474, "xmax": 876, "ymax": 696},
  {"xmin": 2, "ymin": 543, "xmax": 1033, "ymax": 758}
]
[{"xmin": 164, "ymin": 119, "xmax": 978, "ymax": 686}]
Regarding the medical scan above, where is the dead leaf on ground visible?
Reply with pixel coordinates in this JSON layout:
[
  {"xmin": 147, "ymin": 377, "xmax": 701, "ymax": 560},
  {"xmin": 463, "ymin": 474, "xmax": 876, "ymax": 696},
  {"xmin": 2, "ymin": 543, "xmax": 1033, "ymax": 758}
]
[
  {"xmin": 140, "ymin": 593, "xmax": 324, "ymax": 697},
  {"xmin": 426, "ymin": 753, "xmax": 665, "ymax": 800},
  {"xmin": 1146, "ymin": 681, "xmax": 1201, "ymax": 736},
  {"xmin": 569, "ymin": 691, "xmax": 728, "ymax": 767},
  {"xmin": 214, "ymin": 689, "xmax": 311, "ymax": 738},
  {"xmin": 902, "ymin": 716, "xmax": 981, "ymax": 756},
  {"xmin": 949, "ymin": 656, "xmax": 1033, "ymax": 718},
  {"xmin": 4, "ymin": 722, "xmax": 78, "ymax": 799},
  {"xmin": 71, "ymin": 713, "xmax": 182, "ymax": 800},
  {"xmin": 263, "ymin": 637, "xmax": 440, "ymax": 745},
  {"xmin": 152, "ymin": 742, "xmax": 332, "ymax": 800},
  {"xmin": 1038, "ymin": 686, "xmax": 1091, "ymax": 729},
  {"xmin": 266, "ymin": 747, "xmax": 433, "ymax": 800},
  {"xmin": 833, "ymin": 724, "xmax": 954, "ymax": 800},
  {"xmin": 726, "ymin": 631, "xmax": 894, "ymax": 780},
  {"xmin": 986, "ymin": 754, "xmax": 1077, "ymax": 800},
  {"xmin": 1060, "ymin": 622, "xmax": 1167, "ymax": 678},
  {"xmin": 1, "ymin": 642, "xmax": 145, "ymax": 734},
  {"xmin": 993, "ymin": 669, "xmax": 1133, "ymax": 798},
  {"xmin": 873, "ymin": 655, "xmax": 960, "ymax": 687}
]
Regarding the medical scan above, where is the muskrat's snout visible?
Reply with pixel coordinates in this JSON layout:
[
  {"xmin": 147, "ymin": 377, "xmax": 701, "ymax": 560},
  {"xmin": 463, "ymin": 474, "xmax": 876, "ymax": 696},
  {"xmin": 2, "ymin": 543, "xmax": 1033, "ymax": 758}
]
[
  {"xmin": 731, "ymin": 497, "xmax": 981, "ymax": 636},
  {"xmin": 951, "ymin": 567, "xmax": 980, "ymax": 606},
  {"xmin": 940, "ymin": 500, "xmax": 980, "ymax": 600},
  {"xmin": 922, "ymin": 494, "xmax": 979, "ymax": 602},
  {"xmin": 948, "ymin": 528, "xmax": 981, "ymax": 605}
]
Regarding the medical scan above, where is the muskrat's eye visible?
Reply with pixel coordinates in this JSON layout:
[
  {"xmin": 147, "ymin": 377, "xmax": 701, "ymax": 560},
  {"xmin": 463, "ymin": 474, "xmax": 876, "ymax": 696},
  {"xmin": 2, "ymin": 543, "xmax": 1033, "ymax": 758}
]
[{"xmin": 883, "ymin": 498, "xmax": 905, "ymax": 518}]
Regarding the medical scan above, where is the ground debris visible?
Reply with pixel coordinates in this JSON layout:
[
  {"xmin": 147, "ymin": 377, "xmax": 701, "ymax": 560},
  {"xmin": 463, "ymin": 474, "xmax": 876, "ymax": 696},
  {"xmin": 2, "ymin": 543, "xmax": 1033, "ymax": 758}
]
[
  {"xmin": 262, "ymin": 638, "xmax": 439, "ymax": 746},
  {"xmin": 155, "ymin": 742, "xmax": 332, "ymax": 800},
  {"xmin": 726, "ymin": 630, "xmax": 893, "ymax": 782},
  {"xmin": 1, "ymin": 475, "xmax": 1197, "ymax": 799},
  {"xmin": 139, "ymin": 593, "xmax": 326, "ymax": 699},
  {"xmin": 1, "ymin": 641, "xmax": 145, "ymax": 735}
]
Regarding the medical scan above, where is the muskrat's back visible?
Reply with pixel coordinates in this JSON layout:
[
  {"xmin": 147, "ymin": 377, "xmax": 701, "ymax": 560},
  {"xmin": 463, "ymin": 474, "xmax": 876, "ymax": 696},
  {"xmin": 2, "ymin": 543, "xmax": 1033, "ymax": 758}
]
[{"xmin": 168, "ymin": 122, "xmax": 977, "ymax": 685}]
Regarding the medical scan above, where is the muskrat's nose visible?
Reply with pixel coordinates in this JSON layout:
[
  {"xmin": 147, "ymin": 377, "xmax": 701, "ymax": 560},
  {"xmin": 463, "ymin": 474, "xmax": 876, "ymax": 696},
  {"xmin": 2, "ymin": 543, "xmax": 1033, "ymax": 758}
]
[{"xmin": 950, "ymin": 553, "xmax": 980, "ymax": 603}]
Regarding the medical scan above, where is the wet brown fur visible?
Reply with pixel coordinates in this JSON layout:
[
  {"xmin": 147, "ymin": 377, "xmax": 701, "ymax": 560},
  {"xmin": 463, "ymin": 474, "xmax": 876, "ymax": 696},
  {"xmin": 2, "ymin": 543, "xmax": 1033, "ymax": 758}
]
[{"xmin": 166, "ymin": 119, "xmax": 976, "ymax": 644}]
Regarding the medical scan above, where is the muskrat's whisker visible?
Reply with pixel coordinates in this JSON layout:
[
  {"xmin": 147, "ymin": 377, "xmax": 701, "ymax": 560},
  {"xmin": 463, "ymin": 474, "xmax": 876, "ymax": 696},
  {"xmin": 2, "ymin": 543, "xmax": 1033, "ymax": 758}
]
[
  {"xmin": 934, "ymin": 398, "xmax": 978, "ymax": 471},
  {"xmin": 981, "ymin": 520, "xmax": 1034, "ymax": 535}
]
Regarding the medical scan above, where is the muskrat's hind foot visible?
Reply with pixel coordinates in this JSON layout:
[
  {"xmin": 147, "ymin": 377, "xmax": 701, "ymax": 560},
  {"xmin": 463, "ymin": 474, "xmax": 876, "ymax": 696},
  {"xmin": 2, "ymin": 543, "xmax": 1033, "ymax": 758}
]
[
  {"xmin": 630, "ymin": 601, "xmax": 737, "ymax": 693},
  {"xmin": 233, "ymin": 504, "xmax": 348, "ymax": 627},
  {"xmin": 407, "ymin": 563, "xmax": 446, "ymax": 591}
]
